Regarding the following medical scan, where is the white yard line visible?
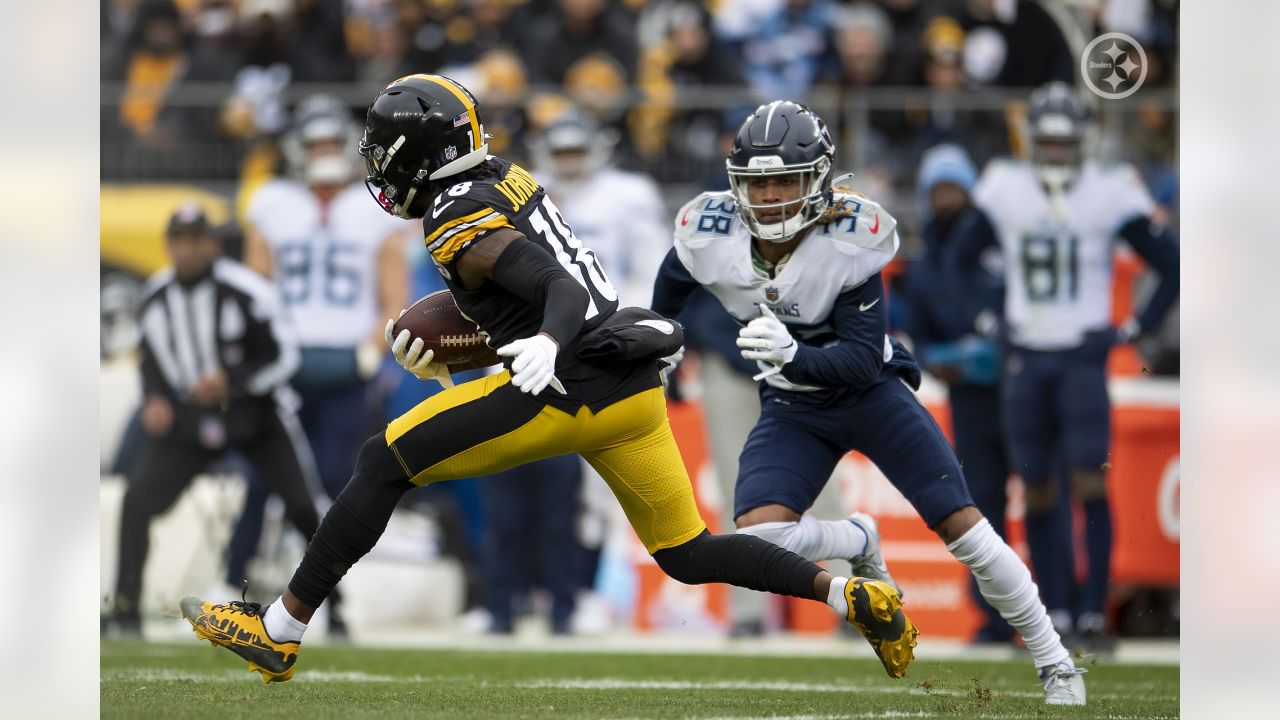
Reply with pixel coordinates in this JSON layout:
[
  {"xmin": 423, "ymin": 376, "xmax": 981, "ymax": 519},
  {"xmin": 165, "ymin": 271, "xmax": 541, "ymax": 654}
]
[{"xmin": 103, "ymin": 669, "xmax": 1176, "ymax": 704}]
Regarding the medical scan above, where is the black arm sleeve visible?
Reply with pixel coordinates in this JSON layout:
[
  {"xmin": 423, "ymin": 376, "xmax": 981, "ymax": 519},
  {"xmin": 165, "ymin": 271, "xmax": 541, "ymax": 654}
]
[
  {"xmin": 1118, "ymin": 214, "xmax": 1180, "ymax": 334},
  {"xmin": 234, "ymin": 294, "xmax": 296, "ymax": 397},
  {"xmin": 651, "ymin": 247, "xmax": 702, "ymax": 319},
  {"xmin": 490, "ymin": 236, "xmax": 591, "ymax": 348},
  {"xmin": 780, "ymin": 273, "xmax": 887, "ymax": 389},
  {"xmin": 138, "ymin": 330, "xmax": 171, "ymax": 400}
]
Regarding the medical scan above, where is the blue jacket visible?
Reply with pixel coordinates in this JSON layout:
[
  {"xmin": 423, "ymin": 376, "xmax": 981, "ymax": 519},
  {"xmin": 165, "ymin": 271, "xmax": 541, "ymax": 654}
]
[{"xmin": 897, "ymin": 206, "xmax": 1004, "ymax": 386}]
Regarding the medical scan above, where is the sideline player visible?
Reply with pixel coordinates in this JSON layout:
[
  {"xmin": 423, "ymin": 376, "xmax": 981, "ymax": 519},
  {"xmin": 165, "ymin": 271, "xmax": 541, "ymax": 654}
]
[
  {"xmin": 651, "ymin": 101, "xmax": 1085, "ymax": 705},
  {"xmin": 968, "ymin": 82, "xmax": 1179, "ymax": 648},
  {"xmin": 178, "ymin": 74, "xmax": 917, "ymax": 683}
]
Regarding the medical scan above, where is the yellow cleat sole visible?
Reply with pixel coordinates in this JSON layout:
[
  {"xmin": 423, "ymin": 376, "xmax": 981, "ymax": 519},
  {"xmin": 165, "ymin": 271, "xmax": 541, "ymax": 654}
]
[
  {"xmin": 845, "ymin": 577, "xmax": 919, "ymax": 679},
  {"xmin": 180, "ymin": 597, "xmax": 298, "ymax": 684}
]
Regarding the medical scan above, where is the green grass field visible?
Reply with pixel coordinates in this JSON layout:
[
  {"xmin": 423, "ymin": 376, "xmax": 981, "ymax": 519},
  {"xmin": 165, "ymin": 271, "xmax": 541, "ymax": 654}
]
[{"xmin": 102, "ymin": 639, "xmax": 1177, "ymax": 719}]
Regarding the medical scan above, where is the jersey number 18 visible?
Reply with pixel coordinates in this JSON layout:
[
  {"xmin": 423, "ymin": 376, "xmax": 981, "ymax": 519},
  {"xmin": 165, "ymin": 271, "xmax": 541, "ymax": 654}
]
[{"xmin": 528, "ymin": 195, "xmax": 618, "ymax": 319}]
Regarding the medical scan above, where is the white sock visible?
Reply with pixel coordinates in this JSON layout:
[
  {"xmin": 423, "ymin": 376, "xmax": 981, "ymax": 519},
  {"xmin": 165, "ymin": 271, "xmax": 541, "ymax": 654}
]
[
  {"xmin": 736, "ymin": 514, "xmax": 869, "ymax": 562},
  {"xmin": 947, "ymin": 518, "xmax": 1069, "ymax": 669},
  {"xmin": 263, "ymin": 596, "xmax": 308, "ymax": 643},
  {"xmin": 826, "ymin": 576, "xmax": 850, "ymax": 617},
  {"xmin": 1049, "ymin": 609, "xmax": 1074, "ymax": 635}
]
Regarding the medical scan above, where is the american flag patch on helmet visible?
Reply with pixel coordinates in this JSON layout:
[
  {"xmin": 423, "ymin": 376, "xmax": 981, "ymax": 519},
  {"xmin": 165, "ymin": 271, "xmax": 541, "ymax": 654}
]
[{"xmin": 453, "ymin": 112, "xmax": 469, "ymax": 127}]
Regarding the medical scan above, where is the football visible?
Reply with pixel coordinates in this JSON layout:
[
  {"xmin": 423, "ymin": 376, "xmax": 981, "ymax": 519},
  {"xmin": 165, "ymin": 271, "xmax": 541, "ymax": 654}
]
[{"xmin": 392, "ymin": 290, "xmax": 500, "ymax": 370}]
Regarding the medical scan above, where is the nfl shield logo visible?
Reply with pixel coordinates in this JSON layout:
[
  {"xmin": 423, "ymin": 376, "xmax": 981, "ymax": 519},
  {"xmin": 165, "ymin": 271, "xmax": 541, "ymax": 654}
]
[
  {"xmin": 444, "ymin": 145, "xmax": 458, "ymax": 161},
  {"xmin": 765, "ymin": 286, "xmax": 779, "ymax": 303}
]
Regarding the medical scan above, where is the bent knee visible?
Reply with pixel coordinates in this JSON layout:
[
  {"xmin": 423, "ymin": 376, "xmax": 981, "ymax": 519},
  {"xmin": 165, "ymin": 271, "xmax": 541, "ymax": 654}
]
[
  {"xmin": 1023, "ymin": 480, "xmax": 1059, "ymax": 513},
  {"xmin": 735, "ymin": 503, "xmax": 801, "ymax": 529},
  {"xmin": 651, "ymin": 531, "xmax": 710, "ymax": 585},
  {"xmin": 1071, "ymin": 471, "xmax": 1108, "ymax": 501},
  {"xmin": 349, "ymin": 434, "xmax": 411, "ymax": 490}
]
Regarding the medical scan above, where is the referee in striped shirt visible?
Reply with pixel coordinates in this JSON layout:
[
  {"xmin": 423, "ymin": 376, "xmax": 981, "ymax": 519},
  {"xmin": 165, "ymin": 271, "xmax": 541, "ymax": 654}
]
[{"xmin": 106, "ymin": 204, "xmax": 328, "ymax": 635}]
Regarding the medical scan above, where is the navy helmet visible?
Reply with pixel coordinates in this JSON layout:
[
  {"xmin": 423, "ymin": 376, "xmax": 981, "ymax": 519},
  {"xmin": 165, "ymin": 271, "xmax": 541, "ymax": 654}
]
[
  {"xmin": 283, "ymin": 93, "xmax": 360, "ymax": 186},
  {"xmin": 530, "ymin": 108, "xmax": 619, "ymax": 187},
  {"xmin": 1026, "ymin": 81, "xmax": 1090, "ymax": 184},
  {"xmin": 358, "ymin": 74, "xmax": 489, "ymax": 219},
  {"xmin": 726, "ymin": 101, "xmax": 835, "ymax": 242}
]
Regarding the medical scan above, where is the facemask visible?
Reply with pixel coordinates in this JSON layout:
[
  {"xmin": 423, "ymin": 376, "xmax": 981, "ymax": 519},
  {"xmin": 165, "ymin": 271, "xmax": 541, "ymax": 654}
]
[{"xmin": 305, "ymin": 154, "xmax": 354, "ymax": 186}]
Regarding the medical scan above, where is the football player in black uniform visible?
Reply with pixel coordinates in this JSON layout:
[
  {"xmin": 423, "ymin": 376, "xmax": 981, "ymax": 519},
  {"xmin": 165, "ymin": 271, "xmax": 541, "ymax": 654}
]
[{"xmin": 178, "ymin": 75, "xmax": 917, "ymax": 683}]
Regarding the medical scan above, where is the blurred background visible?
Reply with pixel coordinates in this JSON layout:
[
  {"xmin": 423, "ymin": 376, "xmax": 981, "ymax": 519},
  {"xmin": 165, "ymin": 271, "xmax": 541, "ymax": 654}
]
[{"xmin": 99, "ymin": 0, "xmax": 1179, "ymax": 651}]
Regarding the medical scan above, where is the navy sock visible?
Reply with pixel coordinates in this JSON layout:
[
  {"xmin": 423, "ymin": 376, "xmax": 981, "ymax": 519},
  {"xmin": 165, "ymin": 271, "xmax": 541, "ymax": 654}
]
[
  {"xmin": 1023, "ymin": 509, "xmax": 1068, "ymax": 615},
  {"xmin": 1080, "ymin": 497, "xmax": 1113, "ymax": 617}
]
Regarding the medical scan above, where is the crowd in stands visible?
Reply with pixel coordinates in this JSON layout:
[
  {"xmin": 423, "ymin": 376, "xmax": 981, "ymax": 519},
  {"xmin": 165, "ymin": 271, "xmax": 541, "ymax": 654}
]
[{"xmin": 102, "ymin": 0, "xmax": 1178, "ymax": 199}]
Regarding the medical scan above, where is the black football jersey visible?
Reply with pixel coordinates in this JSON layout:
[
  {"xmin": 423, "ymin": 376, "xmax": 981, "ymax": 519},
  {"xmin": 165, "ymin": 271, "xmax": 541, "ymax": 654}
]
[{"xmin": 421, "ymin": 157, "xmax": 657, "ymax": 410}]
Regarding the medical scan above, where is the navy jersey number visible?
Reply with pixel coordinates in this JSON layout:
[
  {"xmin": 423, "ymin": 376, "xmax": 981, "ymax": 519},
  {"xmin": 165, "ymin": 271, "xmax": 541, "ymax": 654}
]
[
  {"xmin": 275, "ymin": 239, "xmax": 362, "ymax": 306},
  {"xmin": 1020, "ymin": 233, "xmax": 1078, "ymax": 302}
]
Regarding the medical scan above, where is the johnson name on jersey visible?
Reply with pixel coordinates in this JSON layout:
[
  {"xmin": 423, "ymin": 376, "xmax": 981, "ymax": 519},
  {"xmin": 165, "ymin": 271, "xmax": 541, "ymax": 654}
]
[
  {"xmin": 672, "ymin": 190, "xmax": 899, "ymax": 392},
  {"xmin": 973, "ymin": 160, "xmax": 1154, "ymax": 350},
  {"xmin": 422, "ymin": 157, "xmax": 621, "ymax": 352},
  {"xmin": 248, "ymin": 179, "xmax": 410, "ymax": 349}
]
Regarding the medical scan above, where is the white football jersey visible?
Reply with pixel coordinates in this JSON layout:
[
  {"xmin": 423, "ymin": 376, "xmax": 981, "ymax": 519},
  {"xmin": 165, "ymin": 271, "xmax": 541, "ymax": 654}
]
[
  {"xmin": 673, "ymin": 190, "xmax": 899, "ymax": 392},
  {"xmin": 974, "ymin": 160, "xmax": 1153, "ymax": 350},
  {"xmin": 247, "ymin": 180, "xmax": 412, "ymax": 348},
  {"xmin": 542, "ymin": 168, "xmax": 669, "ymax": 308}
]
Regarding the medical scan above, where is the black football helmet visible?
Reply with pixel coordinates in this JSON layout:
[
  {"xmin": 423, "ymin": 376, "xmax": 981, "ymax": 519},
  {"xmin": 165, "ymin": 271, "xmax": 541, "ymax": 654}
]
[
  {"xmin": 1026, "ymin": 81, "xmax": 1090, "ymax": 186},
  {"xmin": 726, "ymin": 101, "xmax": 835, "ymax": 242},
  {"xmin": 358, "ymin": 74, "xmax": 490, "ymax": 218}
]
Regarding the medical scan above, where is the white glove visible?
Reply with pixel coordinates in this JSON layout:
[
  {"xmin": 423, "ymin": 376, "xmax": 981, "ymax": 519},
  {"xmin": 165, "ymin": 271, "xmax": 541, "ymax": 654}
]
[
  {"xmin": 659, "ymin": 346, "xmax": 684, "ymax": 387},
  {"xmin": 496, "ymin": 334, "xmax": 566, "ymax": 396},
  {"xmin": 385, "ymin": 318, "xmax": 454, "ymax": 388},
  {"xmin": 737, "ymin": 305, "xmax": 798, "ymax": 367},
  {"xmin": 355, "ymin": 340, "xmax": 383, "ymax": 381}
]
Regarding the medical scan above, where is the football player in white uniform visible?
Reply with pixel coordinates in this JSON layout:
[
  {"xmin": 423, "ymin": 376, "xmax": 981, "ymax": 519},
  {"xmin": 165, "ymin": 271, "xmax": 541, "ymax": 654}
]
[
  {"xmin": 652, "ymin": 101, "xmax": 1086, "ymax": 704},
  {"xmin": 243, "ymin": 94, "xmax": 411, "ymax": 500},
  {"xmin": 968, "ymin": 82, "xmax": 1179, "ymax": 648}
]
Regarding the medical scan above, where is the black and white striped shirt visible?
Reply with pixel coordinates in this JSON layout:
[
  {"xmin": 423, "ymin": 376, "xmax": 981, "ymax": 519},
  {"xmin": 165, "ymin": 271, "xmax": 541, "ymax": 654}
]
[{"xmin": 138, "ymin": 258, "xmax": 299, "ymax": 403}]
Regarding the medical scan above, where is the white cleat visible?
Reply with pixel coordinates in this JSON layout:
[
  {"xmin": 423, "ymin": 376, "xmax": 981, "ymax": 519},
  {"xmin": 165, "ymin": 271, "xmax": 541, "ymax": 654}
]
[
  {"xmin": 847, "ymin": 512, "xmax": 901, "ymax": 597},
  {"xmin": 1039, "ymin": 661, "xmax": 1088, "ymax": 705}
]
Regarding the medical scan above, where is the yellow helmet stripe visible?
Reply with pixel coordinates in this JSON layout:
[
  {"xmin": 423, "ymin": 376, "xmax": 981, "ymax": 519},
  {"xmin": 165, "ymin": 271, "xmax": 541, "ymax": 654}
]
[{"xmin": 403, "ymin": 73, "xmax": 482, "ymax": 153}]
